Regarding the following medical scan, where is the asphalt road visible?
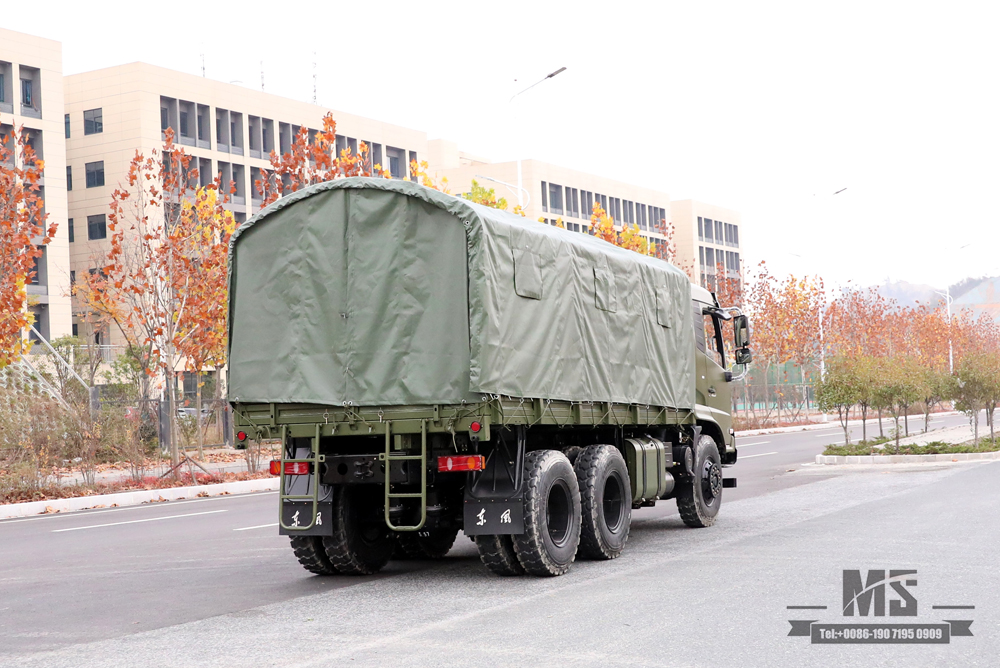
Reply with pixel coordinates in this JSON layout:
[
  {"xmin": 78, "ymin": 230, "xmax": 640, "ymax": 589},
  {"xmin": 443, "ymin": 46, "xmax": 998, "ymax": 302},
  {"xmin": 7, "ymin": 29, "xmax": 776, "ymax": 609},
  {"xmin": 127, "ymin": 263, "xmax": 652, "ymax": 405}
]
[{"xmin": 1, "ymin": 412, "xmax": 991, "ymax": 667}]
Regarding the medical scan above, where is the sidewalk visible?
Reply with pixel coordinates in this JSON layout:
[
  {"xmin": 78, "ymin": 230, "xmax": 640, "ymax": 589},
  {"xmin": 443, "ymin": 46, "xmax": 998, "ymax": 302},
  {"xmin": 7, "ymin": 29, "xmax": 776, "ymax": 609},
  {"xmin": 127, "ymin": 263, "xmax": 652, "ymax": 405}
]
[{"xmin": 736, "ymin": 411, "xmax": 960, "ymax": 438}]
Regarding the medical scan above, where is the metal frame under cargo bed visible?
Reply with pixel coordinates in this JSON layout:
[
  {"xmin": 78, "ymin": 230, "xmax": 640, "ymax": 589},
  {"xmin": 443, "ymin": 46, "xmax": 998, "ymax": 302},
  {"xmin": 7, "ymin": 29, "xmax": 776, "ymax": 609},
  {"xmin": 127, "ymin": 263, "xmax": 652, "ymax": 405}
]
[
  {"xmin": 234, "ymin": 399, "xmax": 698, "ymax": 535},
  {"xmin": 233, "ymin": 398, "xmax": 696, "ymax": 441}
]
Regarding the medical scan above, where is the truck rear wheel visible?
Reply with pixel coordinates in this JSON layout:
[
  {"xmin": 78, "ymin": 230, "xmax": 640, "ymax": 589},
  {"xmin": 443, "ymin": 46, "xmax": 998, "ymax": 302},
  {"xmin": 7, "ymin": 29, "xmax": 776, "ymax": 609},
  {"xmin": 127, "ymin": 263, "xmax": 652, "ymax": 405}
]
[
  {"xmin": 676, "ymin": 434, "xmax": 723, "ymax": 528},
  {"xmin": 322, "ymin": 485, "xmax": 393, "ymax": 575},
  {"xmin": 396, "ymin": 526, "xmax": 459, "ymax": 560},
  {"xmin": 574, "ymin": 445, "xmax": 631, "ymax": 560},
  {"xmin": 513, "ymin": 450, "xmax": 582, "ymax": 576},
  {"xmin": 475, "ymin": 535, "xmax": 526, "ymax": 576},
  {"xmin": 289, "ymin": 536, "xmax": 338, "ymax": 575}
]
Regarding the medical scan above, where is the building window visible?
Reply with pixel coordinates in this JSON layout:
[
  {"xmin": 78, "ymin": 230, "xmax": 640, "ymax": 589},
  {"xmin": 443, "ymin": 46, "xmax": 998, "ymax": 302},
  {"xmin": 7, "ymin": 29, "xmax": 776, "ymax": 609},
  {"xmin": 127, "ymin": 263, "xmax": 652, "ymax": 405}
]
[
  {"xmin": 68, "ymin": 218, "xmax": 74, "ymax": 243},
  {"xmin": 70, "ymin": 270, "xmax": 76, "ymax": 285},
  {"xmin": 386, "ymin": 146, "xmax": 404, "ymax": 179},
  {"xmin": 0, "ymin": 72, "xmax": 4, "ymax": 103},
  {"xmin": 66, "ymin": 165, "xmax": 72, "ymax": 191},
  {"xmin": 715, "ymin": 220, "xmax": 723, "ymax": 244},
  {"xmin": 85, "ymin": 161, "xmax": 105, "ymax": 188},
  {"xmin": 180, "ymin": 111, "xmax": 190, "ymax": 137},
  {"xmin": 698, "ymin": 217, "xmax": 703, "ymax": 241},
  {"xmin": 83, "ymin": 108, "xmax": 103, "ymax": 135},
  {"xmin": 87, "ymin": 214, "xmax": 107, "ymax": 240},
  {"xmin": 65, "ymin": 114, "xmax": 70, "ymax": 138},
  {"xmin": 161, "ymin": 107, "xmax": 169, "ymax": 131},
  {"xmin": 72, "ymin": 323, "xmax": 78, "ymax": 337},
  {"xmin": 548, "ymin": 183, "xmax": 563, "ymax": 215},
  {"xmin": 20, "ymin": 78, "xmax": 32, "ymax": 107},
  {"xmin": 541, "ymin": 181, "xmax": 548, "ymax": 212},
  {"xmin": 732, "ymin": 225, "xmax": 739, "ymax": 246},
  {"xmin": 703, "ymin": 218, "xmax": 713, "ymax": 242}
]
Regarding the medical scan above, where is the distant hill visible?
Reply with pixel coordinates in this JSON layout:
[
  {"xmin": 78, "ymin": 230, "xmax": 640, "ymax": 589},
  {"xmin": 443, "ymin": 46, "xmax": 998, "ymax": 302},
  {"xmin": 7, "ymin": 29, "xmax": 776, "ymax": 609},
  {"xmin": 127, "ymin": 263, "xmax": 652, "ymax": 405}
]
[{"xmin": 875, "ymin": 280, "xmax": 944, "ymax": 309}]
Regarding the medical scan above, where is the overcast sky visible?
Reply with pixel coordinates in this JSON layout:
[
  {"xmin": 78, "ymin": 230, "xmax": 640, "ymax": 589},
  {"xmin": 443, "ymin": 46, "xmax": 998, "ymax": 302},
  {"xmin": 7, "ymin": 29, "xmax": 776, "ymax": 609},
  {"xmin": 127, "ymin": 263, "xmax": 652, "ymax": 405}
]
[{"xmin": 11, "ymin": 1, "xmax": 1000, "ymax": 292}]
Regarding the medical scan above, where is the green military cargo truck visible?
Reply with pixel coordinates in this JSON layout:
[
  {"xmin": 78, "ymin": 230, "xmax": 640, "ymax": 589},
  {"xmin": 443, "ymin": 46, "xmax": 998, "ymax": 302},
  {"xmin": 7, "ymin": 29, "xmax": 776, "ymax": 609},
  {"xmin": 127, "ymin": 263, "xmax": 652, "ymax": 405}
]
[{"xmin": 228, "ymin": 177, "xmax": 753, "ymax": 577}]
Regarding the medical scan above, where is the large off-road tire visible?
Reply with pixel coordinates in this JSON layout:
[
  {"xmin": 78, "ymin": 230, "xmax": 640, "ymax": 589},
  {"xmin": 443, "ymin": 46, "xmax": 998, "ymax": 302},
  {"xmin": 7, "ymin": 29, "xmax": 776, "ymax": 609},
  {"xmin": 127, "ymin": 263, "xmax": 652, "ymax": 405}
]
[
  {"xmin": 513, "ymin": 450, "xmax": 582, "ymax": 576},
  {"xmin": 676, "ymin": 434, "xmax": 723, "ymax": 528},
  {"xmin": 574, "ymin": 445, "xmax": 631, "ymax": 560},
  {"xmin": 475, "ymin": 534, "xmax": 526, "ymax": 576},
  {"xmin": 397, "ymin": 526, "xmax": 460, "ymax": 560},
  {"xmin": 289, "ymin": 536, "xmax": 338, "ymax": 575},
  {"xmin": 322, "ymin": 485, "xmax": 393, "ymax": 575}
]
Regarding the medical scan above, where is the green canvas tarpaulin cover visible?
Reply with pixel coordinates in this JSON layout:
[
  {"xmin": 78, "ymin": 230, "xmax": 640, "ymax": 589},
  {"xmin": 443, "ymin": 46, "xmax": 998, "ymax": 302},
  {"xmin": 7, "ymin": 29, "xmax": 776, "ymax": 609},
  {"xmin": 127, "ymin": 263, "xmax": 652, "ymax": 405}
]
[{"xmin": 228, "ymin": 177, "xmax": 694, "ymax": 410}]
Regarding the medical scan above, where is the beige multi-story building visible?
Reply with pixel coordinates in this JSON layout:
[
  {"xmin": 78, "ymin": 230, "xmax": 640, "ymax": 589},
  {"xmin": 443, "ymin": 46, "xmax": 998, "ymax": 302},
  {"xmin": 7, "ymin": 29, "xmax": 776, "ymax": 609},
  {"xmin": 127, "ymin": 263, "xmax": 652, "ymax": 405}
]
[
  {"xmin": 429, "ymin": 140, "xmax": 671, "ymax": 244},
  {"xmin": 64, "ymin": 62, "xmax": 430, "ymax": 345},
  {"xmin": 671, "ymin": 199, "xmax": 743, "ymax": 291},
  {"xmin": 0, "ymin": 27, "xmax": 73, "ymax": 344}
]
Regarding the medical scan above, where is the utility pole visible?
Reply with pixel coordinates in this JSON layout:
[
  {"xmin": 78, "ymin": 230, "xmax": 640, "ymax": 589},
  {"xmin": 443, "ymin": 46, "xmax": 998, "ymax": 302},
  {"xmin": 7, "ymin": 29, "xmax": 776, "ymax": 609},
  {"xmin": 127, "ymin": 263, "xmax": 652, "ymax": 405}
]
[{"xmin": 509, "ymin": 67, "xmax": 566, "ymax": 208}]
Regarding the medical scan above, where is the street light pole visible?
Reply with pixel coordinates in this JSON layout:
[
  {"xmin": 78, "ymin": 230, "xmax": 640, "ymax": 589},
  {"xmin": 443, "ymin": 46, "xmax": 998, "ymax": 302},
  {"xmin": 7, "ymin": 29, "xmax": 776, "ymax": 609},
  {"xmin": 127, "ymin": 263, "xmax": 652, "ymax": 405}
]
[
  {"xmin": 509, "ymin": 67, "xmax": 566, "ymax": 209},
  {"xmin": 934, "ymin": 287, "xmax": 954, "ymax": 374}
]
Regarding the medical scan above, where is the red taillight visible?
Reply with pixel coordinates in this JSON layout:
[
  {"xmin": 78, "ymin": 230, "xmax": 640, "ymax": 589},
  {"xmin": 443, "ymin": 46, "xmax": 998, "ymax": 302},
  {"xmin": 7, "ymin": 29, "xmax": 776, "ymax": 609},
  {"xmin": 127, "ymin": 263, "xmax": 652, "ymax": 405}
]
[
  {"xmin": 236, "ymin": 431, "xmax": 247, "ymax": 442},
  {"xmin": 269, "ymin": 461, "xmax": 310, "ymax": 475},
  {"xmin": 437, "ymin": 455, "xmax": 485, "ymax": 472},
  {"xmin": 470, "ymin": 421, "xmax": 482, "ymax": 433}
]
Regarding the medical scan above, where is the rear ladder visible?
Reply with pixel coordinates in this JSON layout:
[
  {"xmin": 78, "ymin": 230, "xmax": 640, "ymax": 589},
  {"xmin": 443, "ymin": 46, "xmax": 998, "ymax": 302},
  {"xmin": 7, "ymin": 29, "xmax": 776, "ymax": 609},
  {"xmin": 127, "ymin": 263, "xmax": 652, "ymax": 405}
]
[{"xmin": 380, "ymin": 419, "xmax": 427, "ymax": 531}]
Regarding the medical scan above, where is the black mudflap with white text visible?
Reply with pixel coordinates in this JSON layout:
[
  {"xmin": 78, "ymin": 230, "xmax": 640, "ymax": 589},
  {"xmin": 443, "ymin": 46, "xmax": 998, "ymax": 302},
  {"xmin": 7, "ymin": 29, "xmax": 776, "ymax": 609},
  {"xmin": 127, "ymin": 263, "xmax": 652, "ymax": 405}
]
[{"xmin": 279, "ymin": 501, "xmax": 334, "ymax": 536}]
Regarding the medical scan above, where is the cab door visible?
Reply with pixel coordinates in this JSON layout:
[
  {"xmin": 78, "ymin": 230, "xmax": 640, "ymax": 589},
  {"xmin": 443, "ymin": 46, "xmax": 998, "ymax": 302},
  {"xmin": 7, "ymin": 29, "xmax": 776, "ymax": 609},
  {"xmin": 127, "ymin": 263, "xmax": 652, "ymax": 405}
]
[{"xmin": 693, "ymin": 302, "xmax": 733, "ymax": 447}]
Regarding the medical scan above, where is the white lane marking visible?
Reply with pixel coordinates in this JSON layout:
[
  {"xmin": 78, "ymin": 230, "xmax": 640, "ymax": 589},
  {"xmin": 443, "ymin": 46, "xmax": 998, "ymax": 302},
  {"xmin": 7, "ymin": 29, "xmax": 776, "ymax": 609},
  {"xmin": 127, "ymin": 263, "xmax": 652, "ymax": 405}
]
[
  {"xmin": 816, "ymin": 434, "xmax": 841, "ymax": 438},
  {"xmin": 741, "ymin": 451, "xmax": 778, "ymax": 459},
  {"xmin": 1, "ymin": 491, "xmax": 276, "ymax": 525},
  {"xmin": 52, "ymin": 509, "xmax": 227, "ymax": 533},
  {"xmin": 739, "ymin": 441, "xmax": 770, "ymax": 447},
  {"xmin": 233, "ymin": 523, "xmax": 278, "ymax": 531}
]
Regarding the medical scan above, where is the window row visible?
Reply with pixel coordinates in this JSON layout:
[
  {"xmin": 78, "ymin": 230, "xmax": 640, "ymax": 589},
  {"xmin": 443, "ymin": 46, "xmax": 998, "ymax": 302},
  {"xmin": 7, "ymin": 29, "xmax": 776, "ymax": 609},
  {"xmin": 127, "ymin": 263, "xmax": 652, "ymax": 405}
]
[
  {"xmin": 541, "ymin": 181, "xmax": 666, "ymax": 233},
  {"xmin": 698, "ymin": 216, "xmax": 739, "ymax": 247},
  {"xmin": 699, "ymin": 246, "xmax": 741, "ymax": 273},
  {"xmin": 158, "ymin": 96, "xmax": 416, "ymax": 178},
  {"xmin": 0, "ymin": 62, "xmax": 42, "ymax": 117}
]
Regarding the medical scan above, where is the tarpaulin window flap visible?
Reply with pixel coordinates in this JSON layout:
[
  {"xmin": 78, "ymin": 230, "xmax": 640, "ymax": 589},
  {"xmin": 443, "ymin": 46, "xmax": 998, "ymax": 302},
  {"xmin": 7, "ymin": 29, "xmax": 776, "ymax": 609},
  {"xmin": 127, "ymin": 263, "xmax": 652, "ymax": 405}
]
[
  {"xmin": 513, "ymin": 247, "xmax": 543, "ymax": 300},
  {"xmin": 657, "ymin": 282, "xmax": 673, "ymax": 328},
  {"xmin": 228, "ymin": 177, "xmax": 694, "ymax": 411},
  {"xmin": 593, "ymin": 256, "xmax": 617, "ymax": 313}
]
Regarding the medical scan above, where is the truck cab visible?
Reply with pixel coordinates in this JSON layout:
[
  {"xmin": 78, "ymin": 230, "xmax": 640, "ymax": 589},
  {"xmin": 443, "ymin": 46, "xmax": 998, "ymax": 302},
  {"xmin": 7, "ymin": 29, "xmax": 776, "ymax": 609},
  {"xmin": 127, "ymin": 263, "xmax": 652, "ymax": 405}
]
[{"xmin": 692, "ymin": 285, "xmax": 751, "ymax": 464}]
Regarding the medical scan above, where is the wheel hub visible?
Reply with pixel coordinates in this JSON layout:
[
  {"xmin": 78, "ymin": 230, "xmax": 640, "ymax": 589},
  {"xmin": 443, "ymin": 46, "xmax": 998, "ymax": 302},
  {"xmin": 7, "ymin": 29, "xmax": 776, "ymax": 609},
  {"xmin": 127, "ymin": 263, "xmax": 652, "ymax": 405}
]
[{"xmin": 703, "ymin": 461, "xmax": 723, "ymax": 500}]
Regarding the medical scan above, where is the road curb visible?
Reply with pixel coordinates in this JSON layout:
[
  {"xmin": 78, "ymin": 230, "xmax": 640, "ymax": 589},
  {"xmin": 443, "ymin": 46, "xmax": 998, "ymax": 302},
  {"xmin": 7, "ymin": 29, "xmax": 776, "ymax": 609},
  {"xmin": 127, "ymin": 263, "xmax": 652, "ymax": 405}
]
[
  {"xmin": 0, "ymin": 477, "xmax": 280, "ymax": 520},
  {"xmin": 737, "ymin": 411, "xmax": 961, "ymax": 438},
  {"xmin": 815, "ymin": 451, "xmax": 1000, "ymax": 465}
]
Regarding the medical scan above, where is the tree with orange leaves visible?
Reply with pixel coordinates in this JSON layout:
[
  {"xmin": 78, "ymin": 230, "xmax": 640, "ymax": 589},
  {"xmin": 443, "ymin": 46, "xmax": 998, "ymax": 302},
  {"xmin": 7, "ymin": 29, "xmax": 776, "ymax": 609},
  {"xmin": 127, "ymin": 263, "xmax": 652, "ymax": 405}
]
[
  {"xmin": 74, "ymin": 130, "xmax": 202, "ymax": 467},
  {"xmin": 589, "ymin": 201, "xmax": 652, "ymax": 255},
  {"xmin": 173, "ymin": 181, "xmax": 237, "ymax": 459},
  {"xmin": 0, "ymin": 123, "xmax": 56, "ymax": 367},
  {"xmin": 744, "ymin": 262, "xmax": 825, "ymax": 425},
  {"xmin": 256, "ymin": 113, "xmax": 383, "ymax": 207}
]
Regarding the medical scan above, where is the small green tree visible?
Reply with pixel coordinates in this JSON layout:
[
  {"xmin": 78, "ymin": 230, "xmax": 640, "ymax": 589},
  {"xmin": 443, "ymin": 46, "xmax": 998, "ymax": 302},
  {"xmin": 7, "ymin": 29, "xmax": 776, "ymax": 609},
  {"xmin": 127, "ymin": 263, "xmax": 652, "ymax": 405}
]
[
  {"xmin": 879, "ymin": 362, "xmax": 923, "ymax": 452},
  {"xmin": 952, "ymin": 353, "xmax": 994, "ymax": 445},
  {"xmin": 920, "ymin": 367, "xmax": 955, "ymax": 433},
  {"xmin": 816, "ymin": 361, "xmax": 860, "ymax": 445}
]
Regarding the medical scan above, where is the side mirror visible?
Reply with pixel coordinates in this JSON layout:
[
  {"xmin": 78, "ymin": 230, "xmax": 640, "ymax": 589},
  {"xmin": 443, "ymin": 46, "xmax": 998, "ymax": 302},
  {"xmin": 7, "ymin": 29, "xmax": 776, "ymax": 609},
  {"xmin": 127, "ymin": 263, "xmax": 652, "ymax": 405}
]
[
  {"xmin": 733, "ymin": 315, "xmax": 750, "ymax": 349},
  {"xmin": 735, "ymin": 347, "xmax": 753, "ymax": 366}
]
